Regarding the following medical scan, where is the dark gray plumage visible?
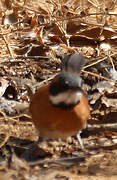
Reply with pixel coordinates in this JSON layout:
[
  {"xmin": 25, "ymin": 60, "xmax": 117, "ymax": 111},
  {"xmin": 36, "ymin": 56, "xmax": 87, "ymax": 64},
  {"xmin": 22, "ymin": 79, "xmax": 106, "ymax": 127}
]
[{"xmin": 61, "ymin": 53, "xmax": 86, "ymax": 73}]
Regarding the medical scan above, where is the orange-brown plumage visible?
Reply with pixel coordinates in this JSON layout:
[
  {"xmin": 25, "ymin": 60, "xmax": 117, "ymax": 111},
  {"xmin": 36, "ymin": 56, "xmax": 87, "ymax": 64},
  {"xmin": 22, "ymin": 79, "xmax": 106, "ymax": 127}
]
[{"xmin": 30, "ymin": 79, "xmax": 90, "ymax": 139}]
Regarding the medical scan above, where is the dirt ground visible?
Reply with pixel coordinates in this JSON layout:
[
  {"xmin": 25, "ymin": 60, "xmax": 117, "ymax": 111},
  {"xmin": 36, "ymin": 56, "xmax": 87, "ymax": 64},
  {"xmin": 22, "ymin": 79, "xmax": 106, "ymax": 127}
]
[{"xmin": 0, "ymin": 0, "xmax": 117, "ymax": 179}]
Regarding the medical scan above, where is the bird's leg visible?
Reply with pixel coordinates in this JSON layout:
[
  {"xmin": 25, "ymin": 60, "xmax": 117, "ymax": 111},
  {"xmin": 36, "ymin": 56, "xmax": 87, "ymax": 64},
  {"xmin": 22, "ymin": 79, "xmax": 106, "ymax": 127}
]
[{"xmin": 76, "ymin": 131, "xmax": 84, "ymax": 149}]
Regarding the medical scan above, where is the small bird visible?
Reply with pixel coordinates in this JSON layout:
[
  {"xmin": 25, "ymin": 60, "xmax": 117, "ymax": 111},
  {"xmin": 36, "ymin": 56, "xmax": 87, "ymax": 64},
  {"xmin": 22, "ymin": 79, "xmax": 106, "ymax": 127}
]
[{"xmin": 29, "ymin": 54, "xmax": 90, "ymax": 148}]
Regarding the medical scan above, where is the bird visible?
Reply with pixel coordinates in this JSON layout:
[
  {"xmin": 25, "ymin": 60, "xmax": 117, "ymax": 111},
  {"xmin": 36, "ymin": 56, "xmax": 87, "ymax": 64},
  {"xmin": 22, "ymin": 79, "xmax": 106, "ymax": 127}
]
[{"xmin": 29, "ymin": 53, "xmax": 90, "ymax": 149}]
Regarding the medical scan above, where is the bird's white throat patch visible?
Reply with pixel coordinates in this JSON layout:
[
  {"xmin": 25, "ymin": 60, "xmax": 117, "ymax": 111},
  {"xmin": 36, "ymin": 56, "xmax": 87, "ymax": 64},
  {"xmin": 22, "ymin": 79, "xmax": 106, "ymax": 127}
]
[{"xmin": 49, "ymin": 90, "xmax": 82, "ymax": 105}]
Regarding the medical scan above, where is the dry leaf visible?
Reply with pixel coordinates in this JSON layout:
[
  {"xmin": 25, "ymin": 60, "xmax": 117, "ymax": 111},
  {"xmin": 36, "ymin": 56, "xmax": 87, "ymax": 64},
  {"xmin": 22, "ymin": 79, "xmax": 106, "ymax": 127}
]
[
  {"xmin": 102, "ymin": 96, "xmax": 117, "ymax": 108},
  {"xmin": 31, "ymin": 14, "xmax": 38, "ymax": 28},
  {"xmin": 67, "ymin": 20, "xmax": 88, "ymax": 34},
  {"xmin": 0, "ymin": 77, "xmax": 9, "ymax": 97},
  {"xmin": 36, "ymin": 27, "xmax": 44, "ymax": 44}
]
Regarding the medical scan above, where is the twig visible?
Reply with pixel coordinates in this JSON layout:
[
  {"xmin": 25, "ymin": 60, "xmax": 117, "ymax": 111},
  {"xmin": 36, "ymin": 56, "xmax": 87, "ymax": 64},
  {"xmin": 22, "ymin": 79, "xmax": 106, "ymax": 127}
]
[
  {"xmin": 88, "ymin": 0, "xmax": 98, "ymax": 8},
  {"xmin": 0, "ymin": 133, "xmax": 9, "ymax": 148},
  {"xmin": 0, "ymin": 27, "xmax": 14, "ymax": 58},
  {"xmin": 32, "ymin": 73, "xmax": 58, "ymax": 89},
  {"xmin": 82, "ymin": 53, "xmax": 117, "ymax": 84},
  {"xmin": 87, "ymin": 123, "xmax": 117, "ymax": 133},
  {"xmin": 0, "ymin": 110, "xmax": 31, "ymax": 124},
  {"xmin": 84, "ymin": 53, "xmax": 116, "ymax": 69},
  {"xmin": 28, "ymin": 156, "xmax": 85, "ymax": 166},
  {"xmin": 82, "ymin": 69, "xmax": 116, "ymax": 84},
  {"xmin": 21, "ymin": 4, "xmax": 117, "ymax": 17},
  {"xmin": 0, "ymin": 110, "xmax": 8, "ymax": 121},
  {"xmin": 13, "ymin": 55, "xmax": 49, "ymax": 59},
  {"xmin": 15, "ymin": 4, "xmax": 117, "ymax": 28}
]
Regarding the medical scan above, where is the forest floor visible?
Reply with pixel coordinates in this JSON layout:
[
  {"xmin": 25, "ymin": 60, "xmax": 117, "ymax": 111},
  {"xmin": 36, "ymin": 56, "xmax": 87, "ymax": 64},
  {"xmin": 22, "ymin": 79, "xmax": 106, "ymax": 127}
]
[{"xmin": 0, "ymin": 0, "xmax": 117, "ymax": 179}]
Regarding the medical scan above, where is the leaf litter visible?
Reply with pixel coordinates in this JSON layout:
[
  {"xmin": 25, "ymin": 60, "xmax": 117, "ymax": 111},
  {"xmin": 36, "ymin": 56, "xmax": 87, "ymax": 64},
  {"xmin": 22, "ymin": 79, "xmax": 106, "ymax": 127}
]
[{"xmin": 0, "ymin": 0, "xmax": 117, "ymax": 179}]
